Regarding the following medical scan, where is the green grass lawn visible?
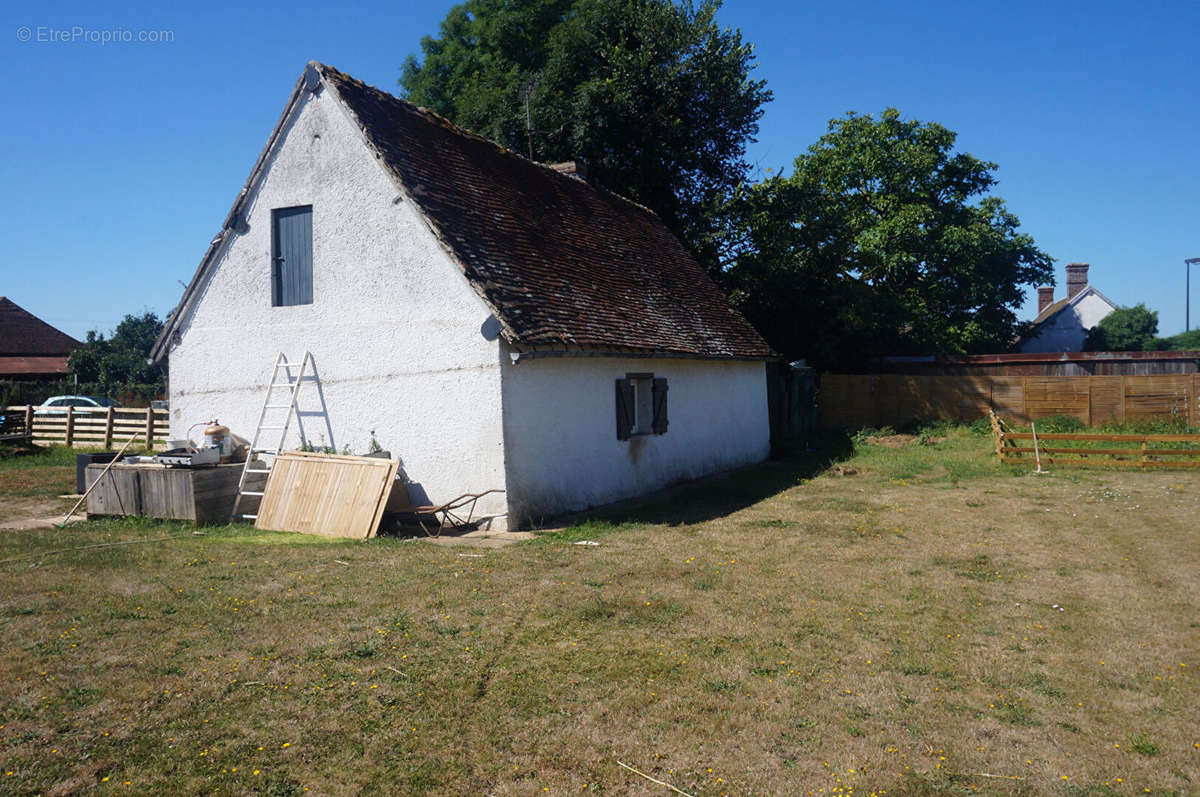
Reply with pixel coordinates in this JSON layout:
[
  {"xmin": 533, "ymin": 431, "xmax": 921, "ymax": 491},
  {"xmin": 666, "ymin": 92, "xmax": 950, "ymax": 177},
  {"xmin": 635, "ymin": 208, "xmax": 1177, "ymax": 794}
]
[{"xmin": 1, "ymin": 430, "xmax": 1197, "ymax": 795}]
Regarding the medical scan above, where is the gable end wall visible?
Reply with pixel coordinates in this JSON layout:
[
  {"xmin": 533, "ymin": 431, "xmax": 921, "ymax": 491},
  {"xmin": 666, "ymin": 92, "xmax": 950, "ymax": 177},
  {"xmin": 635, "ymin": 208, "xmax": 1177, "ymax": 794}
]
[
  {"xmin": 167, "ymin": 87, "xmax": 508, "ymax": 525},
  {"xmin": 1018, "ymin": 291, "xmax": 1116, "ymax": 353}
]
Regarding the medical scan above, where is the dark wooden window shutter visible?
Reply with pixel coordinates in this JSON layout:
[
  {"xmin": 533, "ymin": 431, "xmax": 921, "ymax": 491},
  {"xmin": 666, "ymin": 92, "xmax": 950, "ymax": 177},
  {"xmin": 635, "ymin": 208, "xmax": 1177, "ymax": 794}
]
[
  {"xmin": 651, "ymin": 378, "xmax": 669, "ymax": 435},
  {"xmin": 615, "ymin": 378, "xmax": 635, "ymax": 440},
  {"xmin": 272, "ymin": 205, "xmax": 313, "ymax": 306}
]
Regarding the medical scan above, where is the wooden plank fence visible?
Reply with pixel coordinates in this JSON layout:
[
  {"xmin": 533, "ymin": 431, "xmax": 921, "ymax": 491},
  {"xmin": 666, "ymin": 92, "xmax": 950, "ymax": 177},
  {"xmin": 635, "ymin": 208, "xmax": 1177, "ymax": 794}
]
[
  {"xmin": 989, "ymin": 410, "xmax": 1200, "ymax": 469},
  {"xmin": 821, "ymin": 374, "xmax": 1200, "ymax": 429},
  {"xmin": 2, "ymin": 405, "xmax": 170, "ymax": 450}
]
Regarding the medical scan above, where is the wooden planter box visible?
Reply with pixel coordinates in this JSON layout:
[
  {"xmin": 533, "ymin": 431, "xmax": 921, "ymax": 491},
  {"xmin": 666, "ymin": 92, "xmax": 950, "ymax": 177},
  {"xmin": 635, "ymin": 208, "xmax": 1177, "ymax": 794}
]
[{"xmin": 85, "ymin": 462, "xmax": 264, "ymax": 525}]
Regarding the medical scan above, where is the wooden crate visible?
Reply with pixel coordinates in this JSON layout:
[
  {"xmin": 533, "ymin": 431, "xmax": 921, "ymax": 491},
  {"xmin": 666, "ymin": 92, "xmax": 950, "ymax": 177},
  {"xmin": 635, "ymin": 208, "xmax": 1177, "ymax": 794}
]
[{"xmin": 86, "ymin": 463, "xmax": 260, "ymax": 524}]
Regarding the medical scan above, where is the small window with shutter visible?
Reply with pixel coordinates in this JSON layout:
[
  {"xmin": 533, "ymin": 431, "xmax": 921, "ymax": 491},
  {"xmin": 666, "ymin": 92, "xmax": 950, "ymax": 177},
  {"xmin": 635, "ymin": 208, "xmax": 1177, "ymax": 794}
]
[
  {"xmin": 271, "ymin": 205, "xmax": 313, "ymax": 307},
  {"xmin": 615, "ymin": 373, "xmax": 668, "ymax": 440}
]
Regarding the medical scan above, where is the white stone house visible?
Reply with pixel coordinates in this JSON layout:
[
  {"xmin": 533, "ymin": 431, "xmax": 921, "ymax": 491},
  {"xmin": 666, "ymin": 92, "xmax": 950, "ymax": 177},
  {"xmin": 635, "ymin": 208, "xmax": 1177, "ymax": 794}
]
[
  {"xmin": 1016, "ymin": 263, "xmax": 1117, "ymax": 353},
  {"xmin": 151, "ymin": 62, "xmax": 775, "ymax": 530}
]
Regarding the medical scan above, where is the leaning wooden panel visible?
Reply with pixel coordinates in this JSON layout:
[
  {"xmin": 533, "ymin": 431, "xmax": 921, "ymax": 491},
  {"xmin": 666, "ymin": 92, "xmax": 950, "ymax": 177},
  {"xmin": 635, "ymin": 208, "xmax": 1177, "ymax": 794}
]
[{"xmin": 255, "ymin": 452, "xmax": 399, "ymax": 539}]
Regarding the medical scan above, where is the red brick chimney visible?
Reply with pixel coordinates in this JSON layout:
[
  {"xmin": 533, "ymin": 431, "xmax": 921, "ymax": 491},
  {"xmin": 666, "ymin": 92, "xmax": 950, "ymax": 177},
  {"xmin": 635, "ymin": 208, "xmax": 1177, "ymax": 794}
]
[
  {"xmin": 549, "ymin": 159, "xmax": 588, "ymax": 180},
  {"xmin": 1065, "ymin": 262, "xmax": 1089, "ymax": 299},
  {"xmin": 1037, "ymin": 286, "xmax": 1055, "ymax": 313}
]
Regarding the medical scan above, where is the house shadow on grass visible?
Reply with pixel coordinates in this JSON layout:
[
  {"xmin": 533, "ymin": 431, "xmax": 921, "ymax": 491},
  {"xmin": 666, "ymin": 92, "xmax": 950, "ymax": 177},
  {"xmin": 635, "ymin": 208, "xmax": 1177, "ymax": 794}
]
[{"xmin": 545, "ymin": 432, "xmax": 855, "ymax": 530}]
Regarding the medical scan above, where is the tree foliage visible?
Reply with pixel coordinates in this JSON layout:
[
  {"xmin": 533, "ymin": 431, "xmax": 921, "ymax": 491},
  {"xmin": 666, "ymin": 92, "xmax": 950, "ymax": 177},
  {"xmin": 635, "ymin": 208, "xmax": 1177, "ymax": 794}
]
[
  {"xmin": 67, "ymin": 312, "xmax": 166, "ymax": 392},
  {"xmin": 403, "ymin": 7, "xmax": 1054, "ymax": 366},
  {"xmin": 401, "ymin": 0, "xmax": 771, "ymax": 270},
  {"xmin": 1151, "ymin": 328, "xmax": 1200, "ymax": 350},
  {"xmin": 1083, "ymin": 304, "xmax": 1159, "ymax": 352},
  {"xmin": 722, "ymin": 110, "xmax": 1055, "ymax": 367}
]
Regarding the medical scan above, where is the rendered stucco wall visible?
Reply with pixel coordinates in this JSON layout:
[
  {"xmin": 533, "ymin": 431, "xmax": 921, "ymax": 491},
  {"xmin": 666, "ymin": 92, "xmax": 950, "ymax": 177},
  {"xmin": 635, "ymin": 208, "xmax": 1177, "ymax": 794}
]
[
  {"xmin": 500, "ymin": 353, "xmax": 770, "ymax": 525},
  {"xmin": 1017, "ymin": 291, "xmax": 1115, "ymax": 353},
  {"xmin": 167, "ymin": 86, "xmax": 508, "ymax": 524}
]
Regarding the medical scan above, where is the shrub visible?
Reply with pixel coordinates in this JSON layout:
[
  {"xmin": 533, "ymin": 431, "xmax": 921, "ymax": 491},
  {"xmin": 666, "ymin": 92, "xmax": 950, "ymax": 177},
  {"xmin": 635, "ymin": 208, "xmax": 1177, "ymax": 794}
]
[{"xmin": 1031, "ymin": 414, "xmax": 1086, "ymax": 434}]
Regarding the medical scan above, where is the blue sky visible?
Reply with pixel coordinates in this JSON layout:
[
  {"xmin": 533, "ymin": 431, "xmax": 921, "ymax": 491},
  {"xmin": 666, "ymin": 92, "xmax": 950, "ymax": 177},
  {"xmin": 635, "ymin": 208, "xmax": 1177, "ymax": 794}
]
[{"xmin": 2, "ymin": 0, "xmax": 1197, "ymax": 341}]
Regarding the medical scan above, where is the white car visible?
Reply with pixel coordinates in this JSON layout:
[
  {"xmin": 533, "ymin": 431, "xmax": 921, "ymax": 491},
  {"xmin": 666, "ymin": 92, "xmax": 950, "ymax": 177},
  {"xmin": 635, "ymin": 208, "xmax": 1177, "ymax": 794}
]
[{"xmin": 34, "ymin": 395, "xmax": 120, "ymax": 416}]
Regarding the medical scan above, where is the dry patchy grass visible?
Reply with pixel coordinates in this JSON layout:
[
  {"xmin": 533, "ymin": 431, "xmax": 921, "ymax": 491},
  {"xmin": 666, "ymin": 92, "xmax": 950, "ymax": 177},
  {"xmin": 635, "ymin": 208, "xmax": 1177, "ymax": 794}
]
[
  {"xmin": 0, "ymin": 444, "xmax": 81, "ymax": 523},
  {"xmin": 0, "ymin": 430, "xmax": 1197, "ymax": 795}
]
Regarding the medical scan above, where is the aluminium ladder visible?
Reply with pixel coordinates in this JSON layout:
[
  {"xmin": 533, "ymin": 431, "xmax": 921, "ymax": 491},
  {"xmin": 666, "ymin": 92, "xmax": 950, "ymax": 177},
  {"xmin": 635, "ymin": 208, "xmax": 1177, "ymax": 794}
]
[{"xmin": 231, "ymin": 352, "xmax": 322, "ymax": 523}]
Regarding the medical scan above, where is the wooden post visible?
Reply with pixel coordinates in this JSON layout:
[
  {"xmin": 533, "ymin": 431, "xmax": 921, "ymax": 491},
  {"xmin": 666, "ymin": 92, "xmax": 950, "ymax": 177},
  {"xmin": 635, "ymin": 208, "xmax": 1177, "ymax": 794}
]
[
  {"xmin": 59, "ymin": 432, "xmax": 139, "ymax": 527},
  {"xmin": 24, "ymin": 404, "xmax": 33, "ymax": 436},
  {"xmin": 103, "ymin": 406, "xmax": 115, "ymax": 448},
  {"xmin": 144, "ymin": 406, "xmax": 154, "ymax": 450},
  {"xmin": 1031, "ymin": 421, "xmax": 1044, "ymax": 473},
  {"xmin": 1121, "ymin": 375, "xmax": 1128, "ymax": 426},
  {"xmin": 1086, "ymin": 375, "xmax": 1093, "ymax": 427},
  {"xmin": 65, "ymin": 405, "xmax": 74, "ymax": 447},
  {"xmin": 1185, "ymin": 374, "xmax": 1195, "ymax": 429},
  {"xmin": 1021, "ymin": 376, "xmax": 1029, "ymax": 424},
  {"xmin": 988, "ymin": 409, "xmax": 1005, "ymax": 461}
]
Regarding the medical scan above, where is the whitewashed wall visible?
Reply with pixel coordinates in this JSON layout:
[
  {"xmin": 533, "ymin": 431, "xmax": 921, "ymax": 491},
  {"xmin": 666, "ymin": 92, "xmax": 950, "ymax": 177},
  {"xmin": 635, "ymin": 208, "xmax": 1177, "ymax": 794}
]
[
  {"xmin": 1018, "ymin": 291, "xmax": 1116, "ymax": 353},
  {"xmin": 499, "ymin": 352, "xmax": 770, "ymax": 525},
  {"xmin": 167, "ymin": 86, "xmax": 508, "ymax": 524}
]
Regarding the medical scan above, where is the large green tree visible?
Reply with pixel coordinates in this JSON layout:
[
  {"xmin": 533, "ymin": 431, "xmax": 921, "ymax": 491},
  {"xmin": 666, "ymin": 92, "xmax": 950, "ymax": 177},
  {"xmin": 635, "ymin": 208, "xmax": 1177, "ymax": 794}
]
[
  {"xmin": 1083, "ymin": 304, "xmax": 1159, "ymax": 351},
  {"xmin": 723, "ymin": 109, "xmax": 1055, "ymax": 367},
  {"xmin": 401, "ymin": 0, "xmax": 771, "ymax": 270},
  {"xmin": 67, "ymin": 312, "xmax": 165, "ymax": 392}
]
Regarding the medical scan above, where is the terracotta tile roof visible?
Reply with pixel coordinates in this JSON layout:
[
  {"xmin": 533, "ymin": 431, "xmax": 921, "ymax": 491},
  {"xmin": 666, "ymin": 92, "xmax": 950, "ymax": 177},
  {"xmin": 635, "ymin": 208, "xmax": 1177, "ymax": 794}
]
[
  {"xmin": 0, "ymin": 355, "xmax": 71, "ymax": 376},
  {"xmin": 0, "ymin": 297, "xmax": 79, "ymax": 356},
  {"xmin": 319, "ymin": 64, "xmax": 774, "ymax": 360}
]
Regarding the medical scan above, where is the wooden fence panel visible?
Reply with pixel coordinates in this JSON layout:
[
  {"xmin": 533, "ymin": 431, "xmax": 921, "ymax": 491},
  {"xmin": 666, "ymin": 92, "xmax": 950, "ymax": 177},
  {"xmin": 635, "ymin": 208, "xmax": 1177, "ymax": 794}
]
[
  {"xmin": 1090, "ymin": 376, "xmax": 1124, "ymax": 426},
  {"xmin": 990, "ymin": 377, "xmax": 1025, "ymax": 423},
  {"xmin": 856, "ymin": 375, "xmax": 881, "ymax": 427},
  {"xmin": 1194, "ymin": 375, "xmax": 1200, "ymax": 428},
  {"xmin": 255, "ymin": 451, "xmax": 398, "ymax": 538},
  {"xmin": 819, "ymin": 373, "xmax": 1200, "ymax": 429},
  {"xmin": 895, "ymin": 376, "xmax": 927, "ymax": 426},
  {"xmin": 875, "ymin": 375, "xmax": 912, "ymax": 428},
  {"xmin": 822, "ymin": 374, "xmax": 874, "ymax": 428},
  {"xmin": 1023, "ymin": 377, "xmax": 1089, "ymax": 422},
  {"xmin": 1124, "ymin": 375, "xmax": 1191, "ymax": 423},
  {"xmin": 6, "ymin": 406, "xmax": 169, "ymax": 449},
  {"xmin": 954, "ymin": 376, "xmax": 993, "ymax": 420},
  {"xmin": 816, "ymin": 375, "xmax": 850, "ymax": 427}
]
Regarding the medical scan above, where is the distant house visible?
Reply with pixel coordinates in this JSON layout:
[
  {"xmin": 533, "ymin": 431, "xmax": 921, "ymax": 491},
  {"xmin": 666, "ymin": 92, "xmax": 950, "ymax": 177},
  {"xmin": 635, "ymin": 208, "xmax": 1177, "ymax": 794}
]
[
  {"xmin": 151, "ymin": 62, "xmax": 774, "ymax": 529},
  {"xmin": 0, "ymin": 297, "xmax": 80, "ymax": 379},
  {"xmin": 1016, "ymin": 263, "xmax": 1117, "ymax": 353}
]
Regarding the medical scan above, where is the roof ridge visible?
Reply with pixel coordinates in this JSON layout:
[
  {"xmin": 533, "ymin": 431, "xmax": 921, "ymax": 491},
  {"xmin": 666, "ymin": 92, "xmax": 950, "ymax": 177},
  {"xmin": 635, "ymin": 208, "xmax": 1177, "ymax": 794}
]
[
  {"xmin": 313, "ymin": 62, "xmax": 666, "ymax": 221},
  {"xmin": 154, "ymin": 61, "xmax": 774, "ymax": 362}
]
